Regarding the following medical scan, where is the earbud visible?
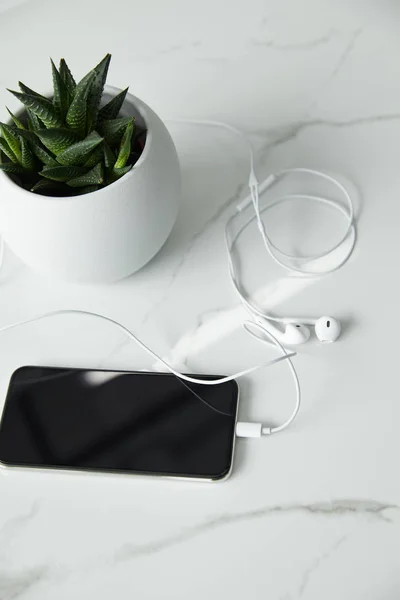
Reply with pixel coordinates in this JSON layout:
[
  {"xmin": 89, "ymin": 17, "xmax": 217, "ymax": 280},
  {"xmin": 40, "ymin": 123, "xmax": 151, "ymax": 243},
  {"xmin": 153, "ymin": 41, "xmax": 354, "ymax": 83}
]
[
  {"xmin": 283, "ymin": 323, "xmax": 311, "ymax": 345},
  {"xmin": 256, "ymin": 316, "xmax": 341, "ymax": 345},
  {"xmin": 314, "ymin": 316, "xmax": 341, "ymax": 343},
  {"xmin": 256, "ymin": 319, "xmax": 311, "ymax": 345}
]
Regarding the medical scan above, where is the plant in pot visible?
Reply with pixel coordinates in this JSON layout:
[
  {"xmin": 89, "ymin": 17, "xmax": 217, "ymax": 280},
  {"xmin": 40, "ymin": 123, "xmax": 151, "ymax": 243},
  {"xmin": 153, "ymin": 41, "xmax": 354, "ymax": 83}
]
[{"xmin": 0, "ymin": 54, "xmax": 180, "ymax": 282}]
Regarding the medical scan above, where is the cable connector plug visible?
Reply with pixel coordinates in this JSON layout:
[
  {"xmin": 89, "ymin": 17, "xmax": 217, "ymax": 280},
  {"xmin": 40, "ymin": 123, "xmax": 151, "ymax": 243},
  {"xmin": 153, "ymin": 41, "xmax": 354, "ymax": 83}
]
[
  {"xmin": 236, "ymin": 422, "xmax": 272, "ymax": 437},
  {"xmin": 236, "ymin": 421, "xmax": 271, "ymax": 438}
]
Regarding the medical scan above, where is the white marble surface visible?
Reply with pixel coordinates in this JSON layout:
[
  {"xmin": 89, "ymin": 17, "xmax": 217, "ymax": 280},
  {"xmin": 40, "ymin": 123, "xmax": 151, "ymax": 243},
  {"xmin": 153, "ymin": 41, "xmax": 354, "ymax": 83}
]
[{"xmin": 1, "ymin": 0, "xmax": 400, "ymax": 598}]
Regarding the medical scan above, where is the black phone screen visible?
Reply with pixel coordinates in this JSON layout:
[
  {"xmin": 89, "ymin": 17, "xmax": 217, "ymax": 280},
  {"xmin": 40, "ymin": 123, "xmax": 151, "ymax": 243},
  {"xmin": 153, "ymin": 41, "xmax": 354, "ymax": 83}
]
[{"xmin": 0, "ymin": 366, "xmax": 238, "ymax": 480}]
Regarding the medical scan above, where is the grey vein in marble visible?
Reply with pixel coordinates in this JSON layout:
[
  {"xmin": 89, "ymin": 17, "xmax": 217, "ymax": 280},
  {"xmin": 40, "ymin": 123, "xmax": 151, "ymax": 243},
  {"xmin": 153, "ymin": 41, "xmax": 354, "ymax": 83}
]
[
  {"xmin": 250, "ymin": 31, "xmax": 335, "ymax": 51},
  {"xmin": 97, "ymin": 334, "xmax": 133, "ymax": 367},
  {"xmin": 298, "ymin": 534, "xmax": 349, "ymax": 596},
  {"xmin": 135, "ymin": 40, "xmax": 202, "ymax": 61},
  {"xmin": 328, "ymin": 28, "xmax": 363, "ymax": 81},
  {"xmin": 116, "ymin": 499, "xmax": 397, "ymax": 562},
  {"xmin": 0, "ymin": 0, "xmax": 31, "ymax": 16},
  {"xmin": 154, "ymin": 40, "xmax": 202, "ymax": 56},
  {"xmin": 141, "ymin": 182, "xmax": 245, "ymax": 324},
  {"xmin": 255, "ymin": 113, "xmax": 400, "ymax": 160},
  {"xmin": 149, "ymin": 304, "xmax": 232, "ymax": 371},
  {"xmin": 0, "ymin": 567, "xmax": 49, "ymax": 600},
  {"xmin": 0, "ymin": 502, "xmax": 39, "ymax": 540},
  {"xmin": 307, "ymin": 28, "xmax": 363, "ymax": 114},
  {"xmin": 0, "ymin": 503, "xmax": 47, "ymax": 600}
]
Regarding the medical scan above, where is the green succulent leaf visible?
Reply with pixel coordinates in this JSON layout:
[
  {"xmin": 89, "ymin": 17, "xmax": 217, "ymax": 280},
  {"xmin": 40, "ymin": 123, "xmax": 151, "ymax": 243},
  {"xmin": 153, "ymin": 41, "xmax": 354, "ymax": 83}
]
[
  {"xmin": 6, "ymin": 107, "xmax": 25, "ymax": 130},
  {"xmin": 70, "ymin": 184, "xmax": 99, "ymax": 195},
  {"xmin": 18, "ymin": 81, "xmax": 47, "ymax": 99},
  {"xmin": 114, "ymin": 119, "xmax": 134, "ymax": 169},
  {"xmin": 0, "ymin": 162, "xmax": 30, "ymax": 176},
  {"xmin": 99, "ymin": 116, "xmax": 133, "ymax": 148},
  {"xmin": 97, "ymin": 87, "xmax": 128, "ymax": 124},
  {"xmin": 31, "ymin": 179, "xmax": 70, "ymax": 196},
  {"xmin": 36, "ymin": 128, "xmax": 80, "ymax": 155},
  {"xmin": 28, "ymin": 138, "xmax": 58, "ymax": 166},
  {"xmin": 113, "ymin": 164, "xmax": 132, "ymax": 180},
  {"xmin": 26, "ymin": 109, "xmax": 45, "ymax": 131},
  {"xmin": 40, "ymin": 165, "xmax": 88, "ymax": 182},
  {"xmin": 103, "ymin": 141, "xmax": 115, "ymax": 168},
  {"xmin": 67, "ymin": 162, "xmax": 103, "ymax": 187},
  {"xmin": 8, "ymin": 90, "xmax": 63, "ymax": 128},
  {"xmin": 51, "ymin": 59, "xmax": 69, "ymax": 119},
  {"xmin": 31, "ymin": 179, "xmax": 56, "ymax": 193},
  {"xmin": 66, "ymin": 70, "xmax": 96, "ymax": 137},
  {"xmin": 56, "ymin": 131, "xmax": 103, "ymax": 166},
  {"xmin": 86, "ymin": 53, "xmax": 111, "ymax": 133},
  {"xmin": 83, "ymin": 143, "xmax": 104, "ymax": 168},
  {"xmin": 20, "ymin": 137, "xmax": 36, "ymax": 171},
  {"xmin": 16, "ymin": 129, "xmax": 59, "ymax": 166},
  {"xmin": 17, "ymin": 129, "xmax": 39, "ymax": 143},
  {"xmin": 59, "ymin": 58, "xmax": 76, "ymax": 97},
  {"xmin": 0, "ymin": 122, "xmax": 22, "ymax": 162},
  {"xmin": 0, "ymin": 138, "xmax": 18, "ymax": 163}
]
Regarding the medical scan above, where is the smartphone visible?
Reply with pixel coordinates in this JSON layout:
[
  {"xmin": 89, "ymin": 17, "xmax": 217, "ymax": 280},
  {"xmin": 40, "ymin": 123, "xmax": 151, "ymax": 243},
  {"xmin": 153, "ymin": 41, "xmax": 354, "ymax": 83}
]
[{"xmin": 0, "ymin": 366, "xmax": 239, "ymax": 482}]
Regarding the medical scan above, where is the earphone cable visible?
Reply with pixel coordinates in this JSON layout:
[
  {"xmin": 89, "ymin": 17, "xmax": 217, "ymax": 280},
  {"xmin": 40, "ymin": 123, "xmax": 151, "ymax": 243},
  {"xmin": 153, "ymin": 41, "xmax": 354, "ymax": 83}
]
[
  {"xmin": 0, "ymin": 309, "xmax": 295, "ymax": 387},
  {"xmin": 166, "ymin": 118, "xmax": 356, "ymax": 322},
  {"xmin": 225, "ymin": 188, "xmax": 357, "ymax": 324},
  {"xmin": 0, "ymin": 119, "xmax": 357, "ymax": 436}
]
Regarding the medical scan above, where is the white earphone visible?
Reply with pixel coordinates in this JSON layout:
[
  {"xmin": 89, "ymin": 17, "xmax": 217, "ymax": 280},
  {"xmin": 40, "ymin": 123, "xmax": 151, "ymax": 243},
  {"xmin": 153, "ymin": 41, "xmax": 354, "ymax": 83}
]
[
  {"xmin": 223, "ymin": 164, "xmax": 355, "ymax": 348},
  {"xmin": 167, "ymin": 120, "xmax": 356, "ymax": 351},
  {"xmin": 253, "ymin": 316, "xmax": 341, "ymax": 346}
]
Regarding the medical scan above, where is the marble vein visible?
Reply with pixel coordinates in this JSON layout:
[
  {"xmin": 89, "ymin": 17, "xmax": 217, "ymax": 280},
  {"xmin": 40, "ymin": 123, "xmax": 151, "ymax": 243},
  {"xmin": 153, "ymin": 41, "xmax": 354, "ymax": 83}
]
[
  {"xmin": 0, "ymin": 502, "xmax": 39, "ymax": 539},
  {"xmin": 328, "ymin": 28, "xmax": 363, "ymax": 80},
  {"xmin": 149, "ymin": 305, "xmax": 231, "ymax": 371},
  {"xmin": 298, "ymin": 534, "xmax": 349, "ymax": 596},
  {"xmin": 306, "ymin": 28, "xmax": 363, "ymax": 114},
  {"xmin": 0, "ymin": 503, "xmax": 47, "ymax": 600},
  {"xmin": 154, "ymin": 41, "xmax": 202, "ymax": 56},
  {"xmin": 0, "ymin": 0, "xmax": 31, "ymax": 16},
  {"xmin": 135, "ymin": 40, "xmax": 202, "ymax": 61},
  {"xmin": 0, "ymin": 567, "xmax": 49, "ymax": 600},
  {"xmin": 97, "ymin": 334, "xmax": 132, "ymax": 367},
  {"xmin": 254, "ymin": 113, "xmax": 400, "ymax": 159},
  {"xmin": 116, "ymin": 499, "xmax": 397, "ymax": 562},
  {"xmin": 250, "ymin": 31, "xmax": 335, "ymax": 51},
  {"xmin": 141, "ymin": 182, "xmax": 245, "ymax": 324}
]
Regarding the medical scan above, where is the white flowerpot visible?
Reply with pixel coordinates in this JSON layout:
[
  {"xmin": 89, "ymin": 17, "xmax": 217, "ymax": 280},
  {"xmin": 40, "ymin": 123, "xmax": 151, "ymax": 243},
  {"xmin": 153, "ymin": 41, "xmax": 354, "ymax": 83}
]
[{"xmin": 0, "ymin": 86, "xmax": 180, "ymax": 282}]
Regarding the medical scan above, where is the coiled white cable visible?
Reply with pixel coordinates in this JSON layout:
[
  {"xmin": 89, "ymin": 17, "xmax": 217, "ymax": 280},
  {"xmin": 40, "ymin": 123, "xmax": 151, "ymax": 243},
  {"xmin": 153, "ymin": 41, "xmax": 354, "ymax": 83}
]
[
  {"xmin": 168, "ymin": 119, "xmax": 356, "ymax": 309},
  {"xmin": 247, "ymin": 168, "xmax": 356, "ymax": 275},
  {"xmin": 225, "ymin": 179, "xmax": 357, "ymax": 324}
]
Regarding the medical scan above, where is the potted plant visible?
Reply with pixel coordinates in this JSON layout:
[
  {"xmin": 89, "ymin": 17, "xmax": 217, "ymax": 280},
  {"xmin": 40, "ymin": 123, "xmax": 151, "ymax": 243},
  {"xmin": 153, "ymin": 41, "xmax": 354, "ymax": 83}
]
[{"xmin": 0, "ymin": 54, "xmax": 180, "ymax": 282}]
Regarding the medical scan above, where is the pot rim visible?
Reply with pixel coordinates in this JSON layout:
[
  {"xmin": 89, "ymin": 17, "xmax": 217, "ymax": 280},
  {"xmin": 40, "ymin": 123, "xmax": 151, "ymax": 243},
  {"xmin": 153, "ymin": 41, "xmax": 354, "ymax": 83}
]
[{"xmin": 0, "ymin": 86, "xmax": 151, "ymax": 202}]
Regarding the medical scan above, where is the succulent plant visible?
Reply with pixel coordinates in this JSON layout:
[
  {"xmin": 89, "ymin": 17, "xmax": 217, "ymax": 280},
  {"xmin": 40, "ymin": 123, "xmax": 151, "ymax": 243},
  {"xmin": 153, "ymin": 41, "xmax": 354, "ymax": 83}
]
[{"xmin": 0, "ymin": 54, "xmax": 146, "ymax": 196}]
